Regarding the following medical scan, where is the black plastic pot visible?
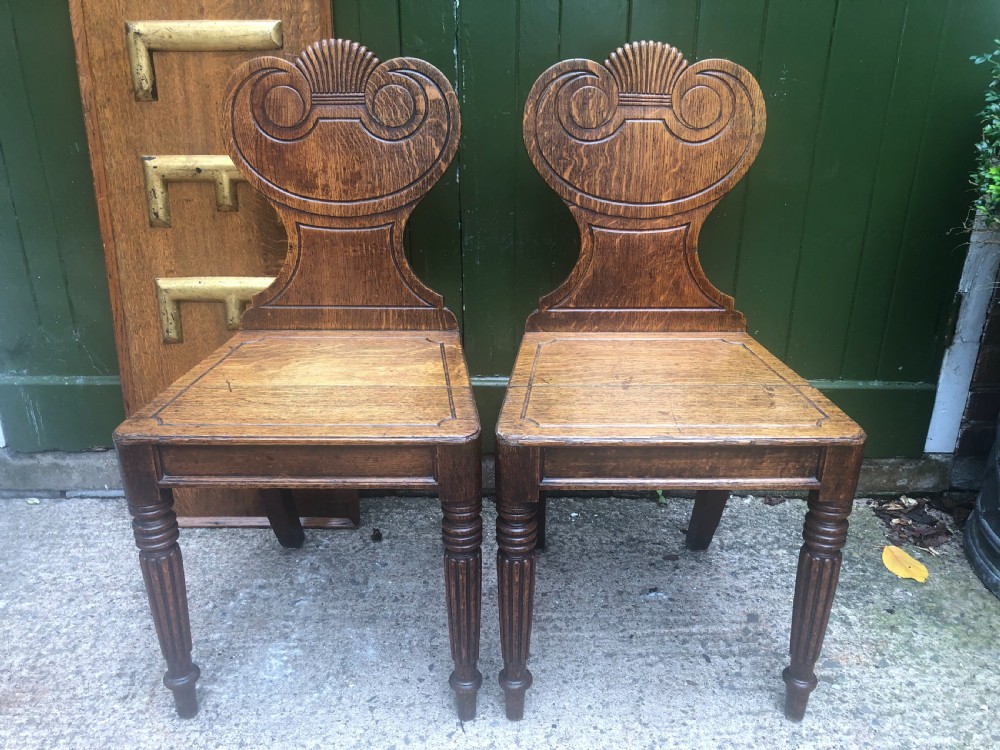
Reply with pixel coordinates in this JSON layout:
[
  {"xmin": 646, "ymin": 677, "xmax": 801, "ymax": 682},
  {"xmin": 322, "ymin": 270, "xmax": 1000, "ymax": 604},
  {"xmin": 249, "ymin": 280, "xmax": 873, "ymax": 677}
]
[{"xmin": 966, "ymin": 414, "xmax": 1000, "ymax": 597}]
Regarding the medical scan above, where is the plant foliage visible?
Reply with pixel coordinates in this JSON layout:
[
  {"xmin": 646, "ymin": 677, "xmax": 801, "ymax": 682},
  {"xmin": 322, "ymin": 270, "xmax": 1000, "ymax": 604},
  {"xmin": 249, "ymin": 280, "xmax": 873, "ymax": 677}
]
[{"xmin": 972, "ymin": 41, "xmax": 1000, "ymax": 226}]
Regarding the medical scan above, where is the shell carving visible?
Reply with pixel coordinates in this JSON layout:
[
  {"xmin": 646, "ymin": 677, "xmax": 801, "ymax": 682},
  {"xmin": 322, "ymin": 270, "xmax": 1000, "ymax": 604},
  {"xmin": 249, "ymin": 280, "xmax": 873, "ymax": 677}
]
[
  {"xmin": 523, "ymin": 40, "xmax": 766, "ymax": 219},
  {"xmin": 224, "ymin": 39, "xmax": 461, "ymax": 218},
  {"xmin": 295, "ymin": 39, "xmax": 379, "ymax": 95},
  {"xmin": 606, "ymin": 41, "xmax": 687, "ymax": 100}
]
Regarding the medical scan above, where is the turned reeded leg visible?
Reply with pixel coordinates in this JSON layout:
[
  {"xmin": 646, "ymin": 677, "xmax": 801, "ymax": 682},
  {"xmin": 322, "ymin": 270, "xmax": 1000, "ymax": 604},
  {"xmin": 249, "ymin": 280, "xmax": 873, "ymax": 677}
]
[
  {"xmin": 536, "ymin": 492, "xmax": 548, "ymax": 551},
  {"xmin": 118, "ymin": 441, "xmax": 200, "ymax": 718},
  {"xmin": 261, "ymin": 488, "xmax": 305, "ymax": 548},
  {"xmin": 686, "ymin": 490, "xmax": 729, "ymax": 550},
  {"xmin": 495, "ymin": 442, "xmax": 541, "ymax": 720},
  {"xmin": 783, "ymin": 445, "xmax": 863, "ymax": 721},
  {"xmin": 438, "ymin": 441, "xmax": 483, "ymax": 720}
]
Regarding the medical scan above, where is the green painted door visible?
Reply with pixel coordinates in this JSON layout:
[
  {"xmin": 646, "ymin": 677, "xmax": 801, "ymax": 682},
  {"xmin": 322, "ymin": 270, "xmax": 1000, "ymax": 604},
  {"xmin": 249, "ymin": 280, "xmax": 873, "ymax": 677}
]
[
  {"xmin": 0, "ymin": 0, "xmax": 123, "ymax": 452},
  {"xmin": 1, "ymin": 0, "xmax": 998, "ymax": 456}
]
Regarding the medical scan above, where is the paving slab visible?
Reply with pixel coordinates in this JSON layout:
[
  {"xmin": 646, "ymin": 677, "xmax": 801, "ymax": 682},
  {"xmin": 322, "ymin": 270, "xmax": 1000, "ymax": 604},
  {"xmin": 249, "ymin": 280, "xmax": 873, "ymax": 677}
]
[{"xmin": 0, "ymin": 494, "xmax": 997, "ymax": 749}]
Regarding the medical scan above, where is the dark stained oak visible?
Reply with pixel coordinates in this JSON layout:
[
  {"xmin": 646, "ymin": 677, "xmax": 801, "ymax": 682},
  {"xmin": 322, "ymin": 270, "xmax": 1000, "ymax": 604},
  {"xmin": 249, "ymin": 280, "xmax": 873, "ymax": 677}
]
[
  {"xmin": 260, "ymin": 489, "xmax": 305, "ymax": 548},
  {"xmin": 686, "ymin": 490, "xmax": 729, "ymax": 552},
  {"xmin": 496, "ymin": 41, "xmax": 865, "ymax": 721},
  {"xmin": 114, "ymin": 39, "xmax": 482, "ymax": 720},
  {"xmin": 535, "ymin": 493, "xmax": 548, "ymax": 551}
]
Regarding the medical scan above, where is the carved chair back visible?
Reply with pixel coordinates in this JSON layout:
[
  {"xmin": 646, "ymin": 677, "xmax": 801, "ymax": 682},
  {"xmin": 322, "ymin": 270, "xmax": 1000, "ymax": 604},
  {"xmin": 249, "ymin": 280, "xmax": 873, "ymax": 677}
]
[
  {"xmin": 522, "ymin": 41, "xmax": 766, "ymax": 332},
  {"xmin": 223, "ymin": 39, "xmax": 461, "ymax": 331}
]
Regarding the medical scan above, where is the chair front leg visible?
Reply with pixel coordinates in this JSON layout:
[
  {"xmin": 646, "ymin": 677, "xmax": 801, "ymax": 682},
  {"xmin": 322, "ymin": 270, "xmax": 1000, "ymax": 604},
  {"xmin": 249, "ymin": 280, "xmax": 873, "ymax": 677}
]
[
  {"xmin": 535, "ymin": 492, "xmax": 548, "ymax": 550},
  {"xmin": 495, "ymin": 442, "xmax": 541, "ymax": 720},
  {"xmin": 783, "ymin": 444, "xmax": 863, "ymax": 720},
  {"xmin": 117, "ymin": 442, "xmax": 200, "ymax": 718},
  {"xmin": 438, "ymin": 441, "xmax": 483, "ymax": 720}
]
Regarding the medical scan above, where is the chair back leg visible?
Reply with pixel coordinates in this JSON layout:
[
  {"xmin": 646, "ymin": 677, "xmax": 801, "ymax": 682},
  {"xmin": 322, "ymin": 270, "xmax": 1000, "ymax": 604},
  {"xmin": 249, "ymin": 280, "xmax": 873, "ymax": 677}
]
[
  {"xmin": 685, "ymin": 490, "xmax": 729, "ymax": 551},
  {"xmin": 261, "ymin": 489, "xmax": 305, "ymax": 548}
]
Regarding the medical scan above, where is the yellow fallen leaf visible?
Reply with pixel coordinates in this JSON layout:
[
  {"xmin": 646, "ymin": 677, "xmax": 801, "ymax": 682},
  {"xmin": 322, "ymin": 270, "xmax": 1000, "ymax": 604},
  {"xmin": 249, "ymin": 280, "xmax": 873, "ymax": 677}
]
[{"xmin": 882, "ymin": 545, "xmax": 928, "ymax": 583}]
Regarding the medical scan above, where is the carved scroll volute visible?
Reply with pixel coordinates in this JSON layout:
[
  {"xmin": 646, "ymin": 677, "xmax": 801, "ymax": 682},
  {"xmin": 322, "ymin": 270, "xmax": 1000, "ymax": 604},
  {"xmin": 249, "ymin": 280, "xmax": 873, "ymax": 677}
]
[
  {"xmin": 222, "ymin": 39, "xmax": 462, "ymax": 331},
  {"xmin": 522, "ymin": 41, "xmax": 766, "ymax": 332}
]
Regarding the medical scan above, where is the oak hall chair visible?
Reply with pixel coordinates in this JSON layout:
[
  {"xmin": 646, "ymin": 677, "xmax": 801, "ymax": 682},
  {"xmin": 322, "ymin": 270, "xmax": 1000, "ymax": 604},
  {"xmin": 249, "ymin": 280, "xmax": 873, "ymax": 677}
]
[
  {"xmin": 495, "ymin": 41, "xmax": 866, "ymax": 721},
  {"xmin": 114, "ymin": 40, "xmax": 483, "ymax": 720}
]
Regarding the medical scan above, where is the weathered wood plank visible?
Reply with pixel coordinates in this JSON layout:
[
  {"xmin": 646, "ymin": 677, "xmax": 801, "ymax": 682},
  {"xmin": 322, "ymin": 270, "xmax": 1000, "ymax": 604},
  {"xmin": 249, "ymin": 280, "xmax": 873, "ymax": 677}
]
[
  {"xmin": 784, "ymin": 0, "xmax": 909, "ymax": 378},
  {"xmin": 877, "ymin": 0, "xmax": 1000, "ymax": 382},
  {"xmin": 458, "ymin": 0, "xmax": 520, "ymax": 374},
  {"xmin": 732, "ymin": 0, "xmax": 838, "ymax": 356}
]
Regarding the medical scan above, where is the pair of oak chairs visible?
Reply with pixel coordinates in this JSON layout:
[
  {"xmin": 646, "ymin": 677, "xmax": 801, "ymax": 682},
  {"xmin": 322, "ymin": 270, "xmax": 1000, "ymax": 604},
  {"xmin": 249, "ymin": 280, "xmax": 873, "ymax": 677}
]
[{"xmin": 115, "ymin": 38, "xmax": 865, "ymax": 723}]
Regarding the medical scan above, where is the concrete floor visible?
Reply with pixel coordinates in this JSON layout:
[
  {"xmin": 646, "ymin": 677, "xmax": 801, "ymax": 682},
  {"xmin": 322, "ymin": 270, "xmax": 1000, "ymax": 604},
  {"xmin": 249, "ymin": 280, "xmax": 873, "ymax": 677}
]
[{"xmin": 0, "ymin": 493, "xmax": 997, "ymax": 749}]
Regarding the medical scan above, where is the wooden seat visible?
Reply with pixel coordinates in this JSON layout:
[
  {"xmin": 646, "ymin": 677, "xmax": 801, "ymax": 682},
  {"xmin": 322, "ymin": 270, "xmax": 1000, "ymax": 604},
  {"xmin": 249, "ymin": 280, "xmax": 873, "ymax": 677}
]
[
  {"xmin": 115, "ymin": 39, "xmax": 483, "ymax": 720},
  {"xmin": 125, "ymin": 330, "xmax": 478, "ymax": 444},
  {"xmin": 500, "ymin": 332, "xmax": 862, "ymax": 445},
  {"xmin": 495, "ymin": 41, "xmax": 865, "ymax": 721}
]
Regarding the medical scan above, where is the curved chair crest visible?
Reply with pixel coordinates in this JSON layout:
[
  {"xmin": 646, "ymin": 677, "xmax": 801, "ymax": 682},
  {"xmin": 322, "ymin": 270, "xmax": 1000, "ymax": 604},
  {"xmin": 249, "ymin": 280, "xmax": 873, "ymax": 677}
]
[
  {"xmin": 222, "ymin": 39, "xmax": 461, "ymax": 330},
  {"xmin": 522, "ymin": 41, "xmax": 766, "ymax": 332}
]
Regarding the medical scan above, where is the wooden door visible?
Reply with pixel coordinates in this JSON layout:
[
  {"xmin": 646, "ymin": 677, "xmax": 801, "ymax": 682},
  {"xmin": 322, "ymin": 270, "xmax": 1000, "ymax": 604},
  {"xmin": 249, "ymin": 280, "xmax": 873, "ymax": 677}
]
[{"xmin": 71, "ymin": 1, "xmax": 347, "ymax": 521}]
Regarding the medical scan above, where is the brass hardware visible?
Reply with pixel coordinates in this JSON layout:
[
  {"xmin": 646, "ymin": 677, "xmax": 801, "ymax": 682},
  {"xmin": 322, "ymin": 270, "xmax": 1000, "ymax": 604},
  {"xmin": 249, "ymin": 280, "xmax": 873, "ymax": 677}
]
[
  {"xmin": 156, "ymin": 277, "xmax": 274, "ymax": 343},
  {"xmin": 125, "ymin": 20, "xmax": 283, "ymax": 101},
  {"xmin": 142, "ymin": 155, "xmax": 246, "ymax": 228}
]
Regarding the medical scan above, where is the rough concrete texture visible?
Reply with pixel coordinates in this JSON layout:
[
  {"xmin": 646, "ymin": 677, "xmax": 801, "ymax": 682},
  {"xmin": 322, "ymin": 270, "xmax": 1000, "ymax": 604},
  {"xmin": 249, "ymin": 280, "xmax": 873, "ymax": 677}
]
[
  {"xmin": 1, "ymin": 493, "xmax": 997, "ymax": 749},
  {"xmin": 0, "ymin": 448, "xmax": 120, "ymax": 493},
  {"xmin": 857, "ymin": 453, "xmax": 952, "ymax": 494}
]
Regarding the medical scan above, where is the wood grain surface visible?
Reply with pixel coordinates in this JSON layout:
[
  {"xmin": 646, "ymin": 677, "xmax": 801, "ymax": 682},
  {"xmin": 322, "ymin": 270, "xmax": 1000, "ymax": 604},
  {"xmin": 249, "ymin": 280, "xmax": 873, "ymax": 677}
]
[
  {"xmin": 114, "ymin": 38, "xmax": 483, "ymax": 719},
  {"xmin": 500, "ymin": 332, "xmax": 863, "ymax": 444},
  {"xmin": 120, "ymin": 330, "xmax": 477, "ymax": 443},
  {"xmin": 70, "ymin": 0, "xmax": 334, "ymax": 519},
  {"xmin": 495, "ymin": 41, "xmax": 865, "ymax": 723}
]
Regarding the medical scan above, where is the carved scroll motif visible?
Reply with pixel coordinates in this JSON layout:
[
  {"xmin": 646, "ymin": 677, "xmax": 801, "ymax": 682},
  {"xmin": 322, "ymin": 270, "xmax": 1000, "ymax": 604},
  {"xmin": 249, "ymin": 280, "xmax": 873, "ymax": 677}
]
[
  {"xmin": 226, "ymin": 39, "xmax": 461, "ymax": 218},
  {"xmin": 524, "ymin": 41, "xmax": 766, "ymax": 219},
  {"xmin": 219, "ymin": 39, "xmax": 462, "ymax": 330}
]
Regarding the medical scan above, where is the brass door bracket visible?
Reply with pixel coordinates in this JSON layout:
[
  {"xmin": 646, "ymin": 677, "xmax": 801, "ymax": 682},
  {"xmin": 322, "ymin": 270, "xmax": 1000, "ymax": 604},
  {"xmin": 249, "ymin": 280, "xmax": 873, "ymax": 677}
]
[
  {"xmin": 142, "ymin": 155, "xmax": 246, "ymax": 228},
  {"xmin": 156, "ymin": 276, "xmax": 275, "ymax": 343},
  {"xmin": 125, "ymin": 20, "xmax": 283, "ymax": 101}
]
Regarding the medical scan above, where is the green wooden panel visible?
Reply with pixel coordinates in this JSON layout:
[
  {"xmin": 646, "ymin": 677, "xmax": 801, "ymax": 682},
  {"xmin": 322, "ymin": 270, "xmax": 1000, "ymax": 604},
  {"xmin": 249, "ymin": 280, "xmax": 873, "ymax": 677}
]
[
  {"xmin": 876, "ymin": 0, "xmax": 1000, "ymax": 382},
  {"xmin": 471, "ymin": 379, "xmax": 506, "ymax": 454},
  {"xmin": 0, "ymin": 380, "xmax": 124, "ymax": 452},
  {"xmin": 732, "ymin": 0, "xmax": 838, "ymax": 353},
  {"xmin": 0, "ymin": 0, "xmax": 115, "ymax": 377},
  {"xmin": 819, "ymin": 384, "xmax": 937, "ymax": 459},
  {"xmin": 692, "ymin": 0, "xmax": 767, "ymax": 295},
  {"xmin": 6, "ymin": 1, "xmax": 116, "ymax": 375},
  {"xmin": 0, "ymin": 111, "xmax": 37, "ymax": 362},
  {"xmin": 357, "ymin": 0, "xmax": 401, "ymax": 59},
  {"xmin": 839, "ymin": 1, "xmax": 950, "ymax": 379},
  {"xmin": 628, "ymin": 1, "xmax": 699, "ymax": 54},
  {"xmin": 784, "ymin": 0, "xmax": 910, "ymax": 378},
  {"xmin": 0, "ymin": 5, "xmax": 74, "ymax": 362},
  {"xmin": 560, "ymin": 0, "xmax": 630, "ymax": 59},
  {"xmin": 332, "ymin": 0, "xmax": 361, "ymax": 38},
  {"xmin": 0, "ymin": 0, "xmax": 119, "ymax": 451},
  {"xmin": 456, "ymin": 0, "xmax": 521, "ymax": 374}
]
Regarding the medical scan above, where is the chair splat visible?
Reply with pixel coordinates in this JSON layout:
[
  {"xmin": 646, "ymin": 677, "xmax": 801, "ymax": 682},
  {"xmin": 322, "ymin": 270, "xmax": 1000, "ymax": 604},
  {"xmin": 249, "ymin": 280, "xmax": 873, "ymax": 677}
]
[
  {"xmin": 224, "ymin": 39, "xmax": 461, "ymax": 330},
  {"xmin": 521, "ymin": 41, "xmax": 766, "ymax": 332}
]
